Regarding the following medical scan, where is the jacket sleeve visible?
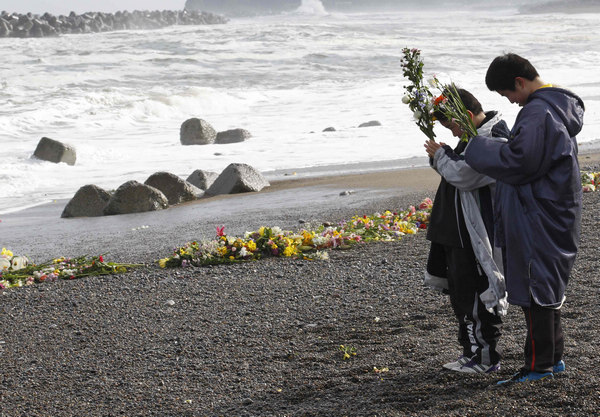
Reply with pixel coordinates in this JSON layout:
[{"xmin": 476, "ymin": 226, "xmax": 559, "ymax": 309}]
[
  {"xmin": 465, "ymin": 105, "xmax": 552, "ymax": 185},
  {"xmin": 432, "ymin": 145, "xmax": 495, "ymax": 191}
]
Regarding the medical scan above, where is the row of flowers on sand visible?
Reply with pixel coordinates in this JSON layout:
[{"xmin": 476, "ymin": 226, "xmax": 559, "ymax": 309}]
[
  {"xmin": 157, "ymin": 198, "xmax": 433, "ymax": 268},
  {"xmin": 0, "ymin": 250, "xmax": 139, "ymax": 290},
  {"xmin": 582, "ymin": 171, "xmax": 600, "ymax": 192},
  {"xmin": 2, "ymin": 172, "xmax": 599, "ymax": 290},
  {"xmin": 0, "ymin": 198, "xmax": 433, "ymax": 289}
]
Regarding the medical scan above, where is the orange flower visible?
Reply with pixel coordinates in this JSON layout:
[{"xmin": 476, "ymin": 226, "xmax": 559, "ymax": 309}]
[{"xmin": 434, "ymin": 94, "xmax": 446, "ymax": 106}]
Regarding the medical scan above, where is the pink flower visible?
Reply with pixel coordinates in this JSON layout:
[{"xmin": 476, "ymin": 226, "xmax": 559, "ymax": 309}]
[{"xmin": 216, "ymin": 226, "xmax": 225, "ymax": 237}]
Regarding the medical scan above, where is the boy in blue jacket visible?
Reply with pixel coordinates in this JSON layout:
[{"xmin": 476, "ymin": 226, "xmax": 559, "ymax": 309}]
[{"xmin": 464, "ymin": 53, "xmax": 584, "ymax": 384}]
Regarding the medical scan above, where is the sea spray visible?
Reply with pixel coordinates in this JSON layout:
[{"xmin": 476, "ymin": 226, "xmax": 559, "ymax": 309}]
[{"xmin": 296, "ymin": 0, "xmax": 328, "ymax": 15}]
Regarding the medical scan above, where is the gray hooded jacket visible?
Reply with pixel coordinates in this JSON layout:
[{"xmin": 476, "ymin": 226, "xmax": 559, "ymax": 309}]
[{"xmin": 427, "ymin": 112, "xmax": 509, "ymax": 315}]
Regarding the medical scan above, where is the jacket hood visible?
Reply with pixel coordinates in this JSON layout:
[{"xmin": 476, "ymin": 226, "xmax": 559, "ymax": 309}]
[
  {"xmin": 476, "ymin": 111, "xmax": 501, "ymax": 137},
  {"xmin": 529, "ymin": 87, "xmax": 585, "ymax": 137}
]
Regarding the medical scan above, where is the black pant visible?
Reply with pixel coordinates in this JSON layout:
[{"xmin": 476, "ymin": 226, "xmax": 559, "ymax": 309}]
[
  {"xmin": 521, "ymin": 300, "xmax": 564, "ymax": 373},
  {"xmin": 432, "ymin": 243, "xmax": 503, "ymax": 366}
]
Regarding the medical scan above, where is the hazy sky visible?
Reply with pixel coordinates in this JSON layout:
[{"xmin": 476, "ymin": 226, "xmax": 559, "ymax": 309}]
[{"xmin": 0, "ymin": 1, "xmax": 185, "ymax": 15}]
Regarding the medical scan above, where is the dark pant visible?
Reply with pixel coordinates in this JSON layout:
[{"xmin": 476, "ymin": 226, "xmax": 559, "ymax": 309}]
[
  {"xmin": 441, "ymin": 244, "xmax": 503, "ymax": 366},
  {"xmin": 521, "ymin": 300, "xmax": 564, "ymax": 373}
]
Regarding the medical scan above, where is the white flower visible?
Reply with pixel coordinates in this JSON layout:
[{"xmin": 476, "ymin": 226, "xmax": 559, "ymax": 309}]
[
  {"xmin": 312, "ymin": 236, "xmax": 329, "ymax": 246},
  {"xmin": 413, "ymin": 110, "xmax": 422, "ymax": 120},
  {"xmin": 239, "ymin": 247, "xmax": 248, "ymax": 257},
  {"xmin": 427, "ymin": 76, "xmax": 439, "ymax": 88},
  {"xmin": 0, "ymin": 257, "xmax": 10, "ymax": 271},
  {"xmin": 401, "ymin": 95, "xmax": 411, "ymax": 104},
  {"xmin": 312, "ymin": 251, "xmax": 330, "ymax": 261},
  {"xmin": 271, "ymin": 226, "xmax": 283, "ymax": 236},
  {"xmin": 10, "ymin": 256, "xmax": 28, "ymax": 271}
]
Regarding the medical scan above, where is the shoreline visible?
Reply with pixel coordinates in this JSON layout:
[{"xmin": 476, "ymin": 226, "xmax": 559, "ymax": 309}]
[{"xmin": 1, "ymin": 150, "xmax": 599, "ymax": 264}]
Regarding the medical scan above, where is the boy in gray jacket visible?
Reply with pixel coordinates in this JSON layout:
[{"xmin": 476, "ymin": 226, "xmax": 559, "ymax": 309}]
[{"xmin": 424, "ymin": 88, "xmax": 509, "ymax": 373}]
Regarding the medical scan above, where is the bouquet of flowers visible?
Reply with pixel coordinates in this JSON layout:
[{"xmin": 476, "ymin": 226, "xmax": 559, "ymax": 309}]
[
  {"xmin": 401, "ymin": 48, "xmax": 436, "ymax": 141},
  {"xmin": 431, "ymin": 79, "xmax": 478, "ymax": 141},
  {"xmin": 401, "ymin": 48, "xmax": 477, "ymax": 141}
]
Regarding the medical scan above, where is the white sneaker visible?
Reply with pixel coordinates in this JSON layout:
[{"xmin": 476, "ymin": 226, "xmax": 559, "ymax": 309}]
[
  {"xmin": 453, "ymin": 358, "xmax": 501, "ymax": 374},
  {"xmin": 443, "ymin": 355, "xmax": 472, "ymax": 370}
]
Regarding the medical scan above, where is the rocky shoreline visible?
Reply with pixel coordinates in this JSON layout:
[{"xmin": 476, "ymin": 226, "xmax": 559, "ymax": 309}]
[{"xmin": 0, "ymin": 9, "xmax": 228, "ymax": 38}]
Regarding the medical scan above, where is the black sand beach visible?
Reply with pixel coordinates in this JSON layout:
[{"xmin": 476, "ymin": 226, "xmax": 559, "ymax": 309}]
[{"xmin": 1, "ymin": 154, "xmax": 600, "ymax": 416}]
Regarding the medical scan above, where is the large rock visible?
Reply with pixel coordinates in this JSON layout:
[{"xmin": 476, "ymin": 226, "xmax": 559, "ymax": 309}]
[
  {"xmin": 358, "ymin": 120, "xmax": 382, "ymax": 128},
  {"xmin": 206, "ymin": 163, "xmax": 270, "ymax": 196},
  {"xmin": 186, "ymin": 169, "xmax": 218, "ymax": 190},
  {"xmin": 144, "ymin": 171, "xmax": 204, "ymax": 205},
  {"xmin": 104, "ymin": 180, "xmax": 168, "ymax": 215},
  {"xmin": 61, "ymin": 184, "xmax": 111, "ymax": 218},
  {"xmin": 180, "ymin": 118, "xmax": 217, "ymax": 145},
  {"xmin": 215, "ymin": 128, "xmax": 251, "ymax": 144},
  {"xmin": 32, "ymin": 136, "xmax": 76, "ymax": 165}
]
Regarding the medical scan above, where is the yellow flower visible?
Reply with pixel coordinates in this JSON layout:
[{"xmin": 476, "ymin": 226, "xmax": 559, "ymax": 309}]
[
  {"xmin": 259, "ymin": 226, "xmax": 265, "ymax": 236},
  {"xmin": 246, "ymin": 241, "xmax": 257, "ymax": 252},
  {"xmin": 283, "ymin": 246, "xmax": 297, "ymax": 257},
  {"xmin": 217, "ymin": 247, "xmax": 228, "ymax": 256},
  {"xmin": 1, "ymin": 248, "xmax": 13, "ymax": 258},
  {"xmin": 158, "ymin": 258, "xmax": 168, "ymax": 268}
]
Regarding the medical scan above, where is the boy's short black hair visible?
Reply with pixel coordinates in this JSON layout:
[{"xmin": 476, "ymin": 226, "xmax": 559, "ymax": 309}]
[
  {"xmin": 433, "ymin": 88, "xmax": 483, "ymax": 122},
  {"xmin": 485, "ymin": 53, "xmax": 539, "ymax": 92}
]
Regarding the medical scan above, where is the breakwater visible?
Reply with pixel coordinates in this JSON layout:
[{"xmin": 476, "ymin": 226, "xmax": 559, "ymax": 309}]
[{"xmin": 0, "ymin": 9, "xmax": 228, "ymax": 38}]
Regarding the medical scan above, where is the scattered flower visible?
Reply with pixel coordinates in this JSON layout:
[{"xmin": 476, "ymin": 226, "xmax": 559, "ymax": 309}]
[{"xmin": 339, "ymin": 344, "xmax": 357, "ymax": 360}]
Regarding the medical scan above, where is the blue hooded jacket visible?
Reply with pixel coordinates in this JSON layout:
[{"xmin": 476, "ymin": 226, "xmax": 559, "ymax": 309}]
[{"xmin": 464, "ymin": 87, "xmax": 584, "ymax": 308}]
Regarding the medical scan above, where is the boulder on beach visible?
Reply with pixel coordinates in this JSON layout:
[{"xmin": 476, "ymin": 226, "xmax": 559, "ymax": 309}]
[
  {"xmin": 206, "ymin": 163, "xmax": 270, "ymax": 196},
  {"xmin": 33, "ymin": 136, "xmax": 77, "ymax": 165},
  {"xmin": 215, "ymin": 128, "xmax": 252, "ymax": 144},
  {"xmin": 186, "ymin": 169, "xmax": 219, "ymax": 190},
  {"xmin": 104, "ymin": 180, "xmax": 169, "ymax": 215},
  {"xmin": 323, "ymin": 127, "xmax": 336, "ymax": 132},
  {"xmin": 180, "ymin": 118, "xmax": 217, "ymax": 145},
  {"xmin": 144, "ymin": 171, "xmax": 204, "ymax": 205},
  {"xmin": 358, "ymin": 120, "xmax": 382, "ymax": 128},
  {"xmin": 61, "ymin": 184, "xmax": 111, "ymax": 218}
]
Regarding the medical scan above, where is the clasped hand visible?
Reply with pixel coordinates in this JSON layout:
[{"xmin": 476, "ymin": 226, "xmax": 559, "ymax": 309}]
[{"xmin": 424, "ymin": 139, "xmax": 446, "ymax": 158}]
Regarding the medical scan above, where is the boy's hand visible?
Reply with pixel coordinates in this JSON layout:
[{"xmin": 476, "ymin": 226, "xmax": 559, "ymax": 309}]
[{"xmin": 424, "ymin": 140, "xmax": 445, "ymax": 158}]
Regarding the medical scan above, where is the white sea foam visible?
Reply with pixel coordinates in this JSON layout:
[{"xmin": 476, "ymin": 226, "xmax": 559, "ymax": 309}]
[
  {"xmin": 295, "ymin": 0, "xmax": 328, "ymax": 16},
  {"xmin": 0, "ymin": 9, "xmax": 599, "ymax": 214}
]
